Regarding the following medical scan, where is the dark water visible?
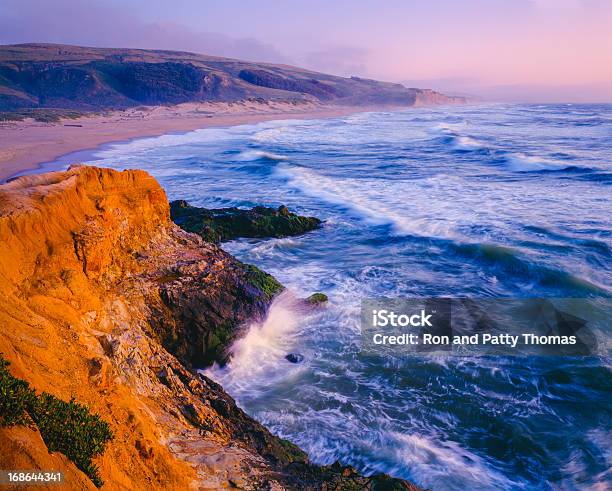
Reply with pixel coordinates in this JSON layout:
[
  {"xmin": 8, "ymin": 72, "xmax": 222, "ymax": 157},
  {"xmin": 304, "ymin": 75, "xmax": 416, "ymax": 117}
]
[{"xmin": 85, "ymin": 104, "xmax": 611, "ymax": 490}]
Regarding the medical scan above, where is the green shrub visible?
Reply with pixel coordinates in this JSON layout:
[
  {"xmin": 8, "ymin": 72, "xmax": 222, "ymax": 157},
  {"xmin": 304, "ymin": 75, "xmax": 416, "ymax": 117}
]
[
  {"xmin": 0, "ymin": 112, "xmax": 27, "ymax": 122},
  {"xmin": 30, "ymin": 394, "xmax": 113, "ymax": 487},
  {"xmin": 0, "ymin": 109, "xmax": 86, "ymax": 123},
  {"xmin": 0, "ymin": 358, "xmax": 36, "ymax": 426},
  {"xmin": 0, "ymin": 356, "xmax": 112, "ymax": 487}
]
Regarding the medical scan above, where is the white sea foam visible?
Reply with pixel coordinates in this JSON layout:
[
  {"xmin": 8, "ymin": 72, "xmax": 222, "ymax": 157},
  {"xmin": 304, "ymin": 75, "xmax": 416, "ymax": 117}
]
[
  {"xmin": 245, "ymin": 237, "xmax": 302, "ymax": 260},
  {"xmin": 342, "ymin": 111, "xmax": 376, "ymax": 124},
  {"xmin": 251, "ymin": 127, "xmax": 287, "ymax": 143},
  {"xmin": 205, "ymin": 291, "xmax": 306, "ymax": 391},
  {"xmin": 275, "ymin": 163, "xmax": 468, "ymax": 239},
  {"xmin": 430, "ymin": 122, "xmax": 488, "ymax": 151},
  {"xmin": 386, "ymin": 432, "xmax": 521, "ymax": 491},
  {"xmin": 94, "ymin": 126, "xmax": 240, "ymax": 158},
  {"xmin": 505, "ymin": 152, "xmax": 570, "ymax": 172},
  {"xmin": 454, "ymin": 135, "xmax": 486, "ymax": 150},
  {"xmin": 433, "ymin": 122, "xmax": 467, "ymax": 134},
  {"xmin": 236, "ymin": 149, "xmax": 288, "ymax": 161}
]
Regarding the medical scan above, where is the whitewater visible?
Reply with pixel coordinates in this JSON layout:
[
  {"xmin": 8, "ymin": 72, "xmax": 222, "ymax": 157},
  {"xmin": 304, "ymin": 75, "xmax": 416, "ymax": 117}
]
[{"xmin": 82, "ymin": 103, "xmax": 611, "ymax": 490}]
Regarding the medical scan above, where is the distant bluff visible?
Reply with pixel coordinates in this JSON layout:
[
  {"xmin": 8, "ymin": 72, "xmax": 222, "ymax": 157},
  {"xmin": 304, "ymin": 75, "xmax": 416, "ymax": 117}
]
[{"xmin": 0, "ymin": 43, "xmax": 464, "ymax": 110}]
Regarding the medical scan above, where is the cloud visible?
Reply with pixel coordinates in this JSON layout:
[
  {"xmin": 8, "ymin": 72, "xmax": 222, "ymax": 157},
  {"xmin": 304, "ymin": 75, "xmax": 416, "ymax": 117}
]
[{"xmin": 0, "ymin": 0, "xmax": 290, "ymax": 63}]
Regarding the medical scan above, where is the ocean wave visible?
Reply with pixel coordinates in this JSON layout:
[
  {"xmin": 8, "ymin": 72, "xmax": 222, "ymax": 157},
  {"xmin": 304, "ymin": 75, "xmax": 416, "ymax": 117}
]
[
  {"xmin": 251, "ymin": 127, "xmax": 287, "ymax": 143},
  {"xmin": 431, "ymin": 122, "xmax": 489, "ymax": 151},
  {"xmin": 97, "ymin": 104, "xmax": 612, "ymax": 490},
  {"xmin": 245, "ymin": 236, "xmax": 304, "ymax": 260},
  {"xmin": 341, "ymin": 111, "xmax": 377, "ymax": 124},
  {"xmin": 571, "ymin": 172, "xmax": 612, "ymax": 183},
  {"xmin": 433, "ymin": 122, "xmax": 466, "ymax": 133},
  {"xmin": 94, "ymin": 126, "xmax": 242, "ymax": 157},
  {"xmin": 237, "ymin": 149, "xmax": 288, "ymax": 161},
  {"xmin": 275, "ymin": 164, "xmax": 467, "ymax": 239},
  {"xmin": 504, "ymin": 153, "xmax": 574, "ymax": 172},
  {"xmin": 453, "ymin": 135, "xmax": 486, "ymax": 151},
  {"xmin": 453, "ymin": 242, "xmax": 610, "ymax": 296},
  {"xmin": 522, "ymin": 225, "xmax": 611, "ymax": 255},
  {"xmin": 384, "ymin": 432, "xmax": 521, "ymax": 491}
]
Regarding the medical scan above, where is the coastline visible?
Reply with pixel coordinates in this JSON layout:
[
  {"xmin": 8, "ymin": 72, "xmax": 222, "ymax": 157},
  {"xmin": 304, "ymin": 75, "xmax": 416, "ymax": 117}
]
[
  {"xmin": 0, "ymin": 165, "xmax": 420, "ymax": 489},
  {"xmin": 0, "ymin": 100, "xmax": 375, "ymax": 182}
]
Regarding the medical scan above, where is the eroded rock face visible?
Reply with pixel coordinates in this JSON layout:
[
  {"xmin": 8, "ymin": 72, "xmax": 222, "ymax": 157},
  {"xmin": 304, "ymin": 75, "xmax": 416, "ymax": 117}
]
[
  {"xmin": 238, "ymin": 69, "xmax": 340, "ymax": 100},
  {"xmin": 0, "ymin": 166, "xmax": 417, "ymax": 490}
]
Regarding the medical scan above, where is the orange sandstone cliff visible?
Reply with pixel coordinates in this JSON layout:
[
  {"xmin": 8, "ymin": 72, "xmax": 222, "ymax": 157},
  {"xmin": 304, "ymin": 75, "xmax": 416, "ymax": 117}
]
[{"xmin": 0, "ymin": 166, "xmax": 417, "ymax": 490}]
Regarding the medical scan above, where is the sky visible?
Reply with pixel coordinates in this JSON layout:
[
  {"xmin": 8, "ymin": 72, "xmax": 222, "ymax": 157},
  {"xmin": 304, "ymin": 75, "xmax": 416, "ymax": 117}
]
[{"xmin": 1, "ymin": 0, "xmax": 611, "ymax": 102}]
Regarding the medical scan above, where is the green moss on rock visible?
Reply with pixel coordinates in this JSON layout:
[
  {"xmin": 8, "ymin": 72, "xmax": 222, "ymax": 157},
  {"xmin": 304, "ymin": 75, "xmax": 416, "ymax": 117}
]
[
  {"xmin": 275, "ymin": 437, "xmax": 309, "ymax": 464},
  {"xmin": 170, "ymin": 200, "xmax": 322, "ymax": 243},
  {"xmin": 242, "ymin": 263, "xmax": 284, "ymax": 300},
  {"xmin": 307, "ymin": 292, "xmax": 328, "ymax": 305},
  {"xmin": 201, "ymin": 320, "xmax": 235, "ymax": 367}
]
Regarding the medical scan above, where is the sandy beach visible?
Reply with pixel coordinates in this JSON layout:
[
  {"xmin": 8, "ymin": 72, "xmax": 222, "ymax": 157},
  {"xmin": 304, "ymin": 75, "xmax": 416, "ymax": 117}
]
[{"xmin": 0, "ymin": 100, "xmax": 366, "ymax": 182}]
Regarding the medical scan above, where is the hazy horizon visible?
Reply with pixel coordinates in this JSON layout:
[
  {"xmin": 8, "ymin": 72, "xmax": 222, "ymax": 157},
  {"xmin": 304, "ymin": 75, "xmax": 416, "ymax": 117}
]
[{"xmin": 2, "ymin": 0, "xmax": 611, "ymax": 103}]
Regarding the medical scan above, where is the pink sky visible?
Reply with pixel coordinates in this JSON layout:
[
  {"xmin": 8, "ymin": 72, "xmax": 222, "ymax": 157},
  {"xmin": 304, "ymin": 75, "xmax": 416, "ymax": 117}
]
[{"xmin": 2, "ymin": 0, "xmax": 611, "ymax": 102}]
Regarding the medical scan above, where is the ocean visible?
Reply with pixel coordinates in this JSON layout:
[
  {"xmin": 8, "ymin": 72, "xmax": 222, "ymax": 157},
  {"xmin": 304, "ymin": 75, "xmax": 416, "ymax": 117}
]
[{"xmin": 83, "ymin": 103, "xmax": 611, "ymax": 490}]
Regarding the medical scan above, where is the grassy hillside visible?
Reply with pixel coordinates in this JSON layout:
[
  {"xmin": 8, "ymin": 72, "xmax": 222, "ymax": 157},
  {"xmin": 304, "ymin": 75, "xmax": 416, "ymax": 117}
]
[{"xmin": 0, "ymin": 43, "xmax": 463, "ymax": 110}]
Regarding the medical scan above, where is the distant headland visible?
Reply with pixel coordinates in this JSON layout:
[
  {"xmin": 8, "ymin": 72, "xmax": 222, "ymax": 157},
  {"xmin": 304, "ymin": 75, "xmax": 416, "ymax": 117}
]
[{"xmin": 0, "ymin": 43, "xmax": 464, "ymax": 111}]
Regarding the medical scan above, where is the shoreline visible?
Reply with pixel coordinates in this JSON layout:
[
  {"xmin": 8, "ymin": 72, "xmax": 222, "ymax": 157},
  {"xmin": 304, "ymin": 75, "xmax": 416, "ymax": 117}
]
[
  {"xmin": 0, "ymin": 166, "xmax": 419, "ymax": 489},
  {"xmin": 0, "ymin": 100, "xmax": 379, "ymax": 182}
]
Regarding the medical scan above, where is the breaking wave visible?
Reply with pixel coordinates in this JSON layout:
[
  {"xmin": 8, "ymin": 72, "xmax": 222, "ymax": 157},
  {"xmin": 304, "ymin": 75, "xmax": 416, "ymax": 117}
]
[
  {"xmin": 237, "ymin": 149, "xmax": 288, "ymax": 161},
  {"xmin": 504, "ymin": 152, "xmax": 573, "ymax": 172}
]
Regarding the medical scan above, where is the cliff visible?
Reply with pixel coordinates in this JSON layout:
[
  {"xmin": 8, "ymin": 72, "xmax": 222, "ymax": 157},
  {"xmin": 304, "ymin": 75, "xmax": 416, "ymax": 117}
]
[
  {"xmin": 0, "ymin": 43, "xmax": 464, "ymax": 111},
  {"xmin": 0, "ymin": 166, "xmax": 418, "ymax": 490}
]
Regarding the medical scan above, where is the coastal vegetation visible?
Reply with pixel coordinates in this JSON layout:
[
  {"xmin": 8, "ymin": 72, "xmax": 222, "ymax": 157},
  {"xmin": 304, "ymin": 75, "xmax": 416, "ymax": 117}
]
[
  {"xmin": 0, "ymin": 108, "xmax": 86, "ymax": 122},
  {"xmin": 0, "ymin": 357, "xmax": 112, "ymax": 487}
]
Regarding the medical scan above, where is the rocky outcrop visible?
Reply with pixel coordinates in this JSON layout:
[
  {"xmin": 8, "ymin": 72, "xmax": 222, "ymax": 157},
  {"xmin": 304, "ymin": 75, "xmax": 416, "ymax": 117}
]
[
  {"xmin": 306, "ymin": 292, "xmax": 329, "ymax": 305},
  {"xmin": 170, "ymin": 199, "xmax": 322, "ymax": 244},
  {"xmin": 0, "ymin": 166, "xmax": 418, "ymax": 489},
  {"xmin": 413, "ymin": 88, "xmax": 466, "ymax": 106}
]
